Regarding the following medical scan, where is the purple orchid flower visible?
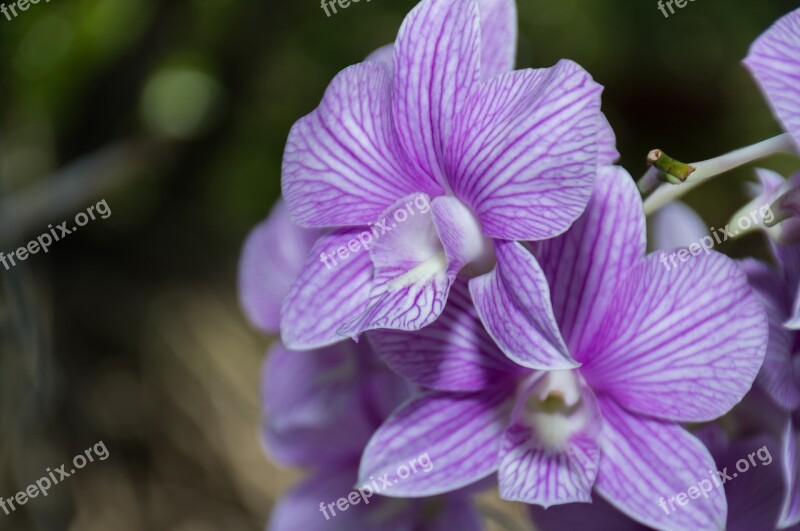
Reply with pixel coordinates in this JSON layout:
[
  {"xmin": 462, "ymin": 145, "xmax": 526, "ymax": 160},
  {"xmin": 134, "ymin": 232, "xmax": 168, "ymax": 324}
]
[
  {"xmin": 360, "ymin": 166, "xmax": 767, "ymax": 530},
  {"xmin": 239, "ymin": 203, "xmax": 485, "ymax": 530},
  {"xmin": 529, "ymin": 425, "xmax": 788, "ymax": 531},
  {"xmin": 280, "ymin": 0, "xmax": 610, "ymax": 354}
]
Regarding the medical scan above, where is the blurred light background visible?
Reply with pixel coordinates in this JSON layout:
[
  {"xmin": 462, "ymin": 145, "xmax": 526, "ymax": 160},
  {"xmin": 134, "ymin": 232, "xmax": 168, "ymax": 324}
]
[{"xmin": 0, "ymin": 0, "xmax": 798, "ymax": 529}]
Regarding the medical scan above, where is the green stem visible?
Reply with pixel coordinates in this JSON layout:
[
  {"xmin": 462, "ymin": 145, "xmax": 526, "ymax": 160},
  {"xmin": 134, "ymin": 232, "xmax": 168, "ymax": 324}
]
[
  {"xmin": 638, "ymin": 149, "xmax": 696, "ymax": 195},
  {"xmin": 643, "ymin": 133, "xmax": 797, "ymax": 216}
]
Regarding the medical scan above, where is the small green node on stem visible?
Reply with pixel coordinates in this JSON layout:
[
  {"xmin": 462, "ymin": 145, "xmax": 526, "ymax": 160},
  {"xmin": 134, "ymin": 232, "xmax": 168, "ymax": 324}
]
[{"xmin": 647, "ymin": 149, "xmax": 696, "ymax": 183}]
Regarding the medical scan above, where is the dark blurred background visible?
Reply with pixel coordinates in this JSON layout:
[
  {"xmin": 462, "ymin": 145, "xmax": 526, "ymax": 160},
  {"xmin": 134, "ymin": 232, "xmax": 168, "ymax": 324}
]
[{"xmin": 0, "ymin": 0, "xmax": 798, "ymax": 529}]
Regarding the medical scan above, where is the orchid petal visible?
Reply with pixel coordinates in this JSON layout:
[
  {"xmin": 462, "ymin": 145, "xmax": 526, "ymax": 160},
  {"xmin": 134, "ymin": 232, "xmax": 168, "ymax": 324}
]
[
  {"xmin": 498, "ymin": 421, "xmax": 600, "ymax": 506},
  {"xmin": 780, "ymin": 419, "xmax": 800, "ymax": 528},
  {"xmin": 778, "ymin": 242, "xmax": 800, "ymax": 329},
  {"xmin": 359, "ymin": 387, "xmax": 513, "ymax": 497},
  {"xmin": 595, "ymin": 398, "xmax": 726, "ymax": 531},
  {"xmin": 597, "ymin": 113, "xmax": 620, "ymax": 166},
  {"xmin": 238, "ymin": 200, "xmax": 320, "ymax": 334},
  {"xmin": 533, "ymin": 166, "xmax": 645, "ymax": 358},
  {"xmin": 338, "ymin": 194, "xmax": 452, "ymax": 337},
  {"xmin": 365, "ymin": 43, "xmax": 394, "ymax": 71},
  {"xmin": 649, "ymin": 201, "xmax": 708, "ymax": 251},
  {"xmin": 775, "ymin": 242, "xmax": 800, "ymax": 294},
  {"xmin": 717, "ymin": 435, "xmax": 785, "ymax": 531},
  {"xmin": 393, "ymin": 0, "xmax": 481, "ymax": 185},
  {"xmin": 750, "ymin": 169, "xmax": 800, "ymax": 249},
  {"xmin": 431, "ymin": 195, "xmax": 494, "ymax": 277},
  {"xmin": 449, "ymin": 60, "xmax": 602, "ymax": 240},
  {"xmin": 367, "ymin": 280, "xmax": 519, "ymax": 392},
  {"xmin": 262, "ymin": 343, "xmax": 376, "ymax": 467},
  {"xmin": 280, "ymin": 229, "xmax": 373, "ymax": 350},
  {"xmin": 756, "ymin": 166, "xmax": 789, "ymax": 197},
  {"xmin": 583, "ymin": 252, "xmax": 767, "ymax": 422},
  {"xmin": 499, "ymin": 377, "xmax": 603, "ymax": 506},
  {"xmin": 269, "ymin": 464, "xmax": 414, "ymax": 531},
  {"xmin": 744, "ymin": 8, "xmax": 800, "ymax": 147},
  {"xmin": 741, "ymin": 258, "xmax": 800, "ymax": 410},
  {"xmin": 282, "ymin": 61, "xmax": 436, "ymax": 228},
  {"xmin": 470, "ymin": 240, "xmax": 577, "ymax": 370},
  {"xmin": 477, "ymin": 0, "xmax": 517, "ymax": 79},
  {"xmin": 368, "ymin": 0, "xmax": 517, "ymax": 82}
]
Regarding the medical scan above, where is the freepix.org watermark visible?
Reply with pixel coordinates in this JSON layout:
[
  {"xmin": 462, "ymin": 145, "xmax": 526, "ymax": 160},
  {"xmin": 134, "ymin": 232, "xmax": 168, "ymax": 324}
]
[
  {"xmin": 319, "ymin": 194, "xmax": 431, "ymax": 270},
  {"xmin": 320, "ymin": 0, "xmax": 372, "ymax": 18},
  {"xmin": 657, "ymin": 444, "xmax": 772, "ymax": 516},
  {"xmin": 0, "ymin": 199, "xmax": 111, "ymax": 271},
  {"xmin": 318, "ymin": 452, "xmax": 433, "ymax": 521},
  {"xmin": 1, "ymin": 0, "xmax": 51, "ymax": 23},
  {"xmin": 1, "ymin": 441, "xmax": 110, "ymax": 517},
  {"xmin": 659, "ymin": 204, "xmax": 773, "ymax": 271},
  {"xmin": 656, "ymin": 0, "xmax": 698, "ymax": 18}
]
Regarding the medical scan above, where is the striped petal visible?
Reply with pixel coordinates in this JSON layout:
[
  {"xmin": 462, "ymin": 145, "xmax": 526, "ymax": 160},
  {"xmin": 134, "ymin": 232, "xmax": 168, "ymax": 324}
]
[
  {"xmin": 597, "ymin": 113, "xmax": 620, "ymax": 166},
  {"xmin": 392, "ymin": 0, "xmax": 481, "ymax": 185},
  {"xmin": 744, "ymin": 8, "xmax": 800, "ymax": 148},
  {"xmin": 282, "ymin": 61, "xmax": 436, "ymax": 228},
  {"xmin": 337, "ymin": 194, "xmax": 451, "ymax": 337},
  {"xmin": 499, "ymin": 374, "xmax": 603, "ymax": 506},
  {"xmin": 533, "ymin": 166, "xmax": 645, "ymax": 358},
  {"xmin": 498, "ymin": 419, "xmax": 600, "ymax": 506},
  {"xmin": 238, "ymin": 200, "xmax": 320, "ymax": 334},
  {"xmin": 469, "ymin": 240, "xmax": 577, "ymax": 371},
  {"xmin": 280, "ymin": 229, "xmax": 373, "ymax": 350},
  {"xmin": 477, "ymin": 0, "xmax": 517, "ymax": 79},
  {"xmin": 448, "ymin": 60, "xmax": 602, "ymax": 241},
  {"xmin": 368, "ymin": 0, "xmax": 517, "ymax": 83},
  {"xmin": 582, "ymin": 252, "xmax": 768, "ymax": 422},
  {"xmin": 340, "ymin": 193, "xmax": 493, "ymax": 337},
  {"xmin": 359, "ymin": 387, "xmax": 514, "ymax": 497},
  {"xmin": 595, "ymin": 399, "xmax": 726, "ymax": 531},
  {"xmin": 365, "ymin": 43, "xmax": 394, "ymax": 71},
  {"xmin": 367, "ymin": 280, "xmax": 520, "ymax": 392}
]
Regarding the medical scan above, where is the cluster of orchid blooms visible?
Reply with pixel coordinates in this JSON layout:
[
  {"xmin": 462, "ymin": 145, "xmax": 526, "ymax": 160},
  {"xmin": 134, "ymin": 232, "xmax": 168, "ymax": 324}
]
[{"xmin": 239, "ymin": 1, "xmax": 800, "ymax": 529}]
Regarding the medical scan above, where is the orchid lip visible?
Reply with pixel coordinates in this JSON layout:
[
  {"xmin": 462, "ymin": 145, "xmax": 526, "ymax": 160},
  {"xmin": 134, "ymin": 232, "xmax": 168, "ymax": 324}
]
[
  {"xmin": 517, "ymin": 370, "xmax": 592, "ymax": 453},
  {"xmin": 385, "ymin": 252, "xmax": 448, "ymax": 291}
]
